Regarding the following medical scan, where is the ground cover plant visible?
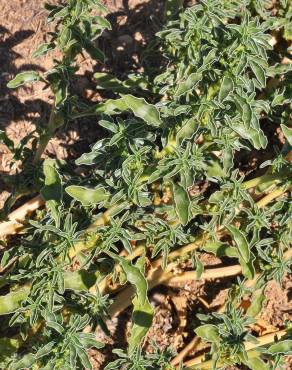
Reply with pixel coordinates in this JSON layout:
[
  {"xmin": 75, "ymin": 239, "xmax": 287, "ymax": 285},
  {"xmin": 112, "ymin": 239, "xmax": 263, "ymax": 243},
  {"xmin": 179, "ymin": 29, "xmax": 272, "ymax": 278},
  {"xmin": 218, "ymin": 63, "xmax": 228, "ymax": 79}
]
[{"xmin": 0, "ymin": 0, "xmax": 291, "ymax": 369}]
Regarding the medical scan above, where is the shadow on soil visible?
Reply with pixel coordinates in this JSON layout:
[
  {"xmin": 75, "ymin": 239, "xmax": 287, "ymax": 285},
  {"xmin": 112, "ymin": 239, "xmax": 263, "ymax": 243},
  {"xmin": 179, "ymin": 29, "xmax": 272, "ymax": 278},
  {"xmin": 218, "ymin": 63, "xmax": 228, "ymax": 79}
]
[{"xmin": 0, "ymin": 25, "xmax": 50, "ymax": 130}]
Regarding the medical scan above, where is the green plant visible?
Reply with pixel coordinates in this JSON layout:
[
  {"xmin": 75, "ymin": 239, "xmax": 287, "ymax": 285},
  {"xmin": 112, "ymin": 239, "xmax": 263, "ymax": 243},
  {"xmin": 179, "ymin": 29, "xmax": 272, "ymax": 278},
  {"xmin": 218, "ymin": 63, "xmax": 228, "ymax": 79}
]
[{"xmin": 0, "ymin": 0, "xmax": 291, "ymax": 369}]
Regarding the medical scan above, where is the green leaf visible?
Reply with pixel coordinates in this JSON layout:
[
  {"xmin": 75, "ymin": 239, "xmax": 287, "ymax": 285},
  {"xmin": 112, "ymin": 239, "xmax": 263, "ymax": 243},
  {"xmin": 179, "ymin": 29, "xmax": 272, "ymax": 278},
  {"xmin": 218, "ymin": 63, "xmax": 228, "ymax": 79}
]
[
  {"xmin": 219, "ymin": 76, "xmax": 234, "ymax": 102},
  {"xmin": 9, "ymin": 353, "xmax": 35, "ymax": 370},
  {"xmin": 176, "ymin": 118, "xmax": 198, "ymax": 144},
  {"xmin": 36, "ymin": 342, "xmax": 55, "ymax": 358},
  {"xmin": 195, "ymin": 254, "xmax": 204, "ymax": 280},
  {"xmin": 108, "ymin": 253, "xmax": 154, "ymax": 354},
  {"xmin": 239, "ymin": 256, "xmax": 255, "ymax": 280},
  {"xmin": 65, "ymin": 185, "xmax": 109, "ymax": 206},
  {"xmin": 7, "ymin": 71, "xmax": 40, "ymax": 88},
  {"xmin": 246, "ymin": 289, "xmax": 265, "ymax": 318},
  {"xmin": 41, "ymin": 159, "xmax": 62, "ymax": 223},
  {"xmin": 0, "ymin": 288, "xmax": 30, "ymax": 315},
  {"xmin": 249, "ymin": 60, "xmax": 266, "ymax": 87},
  {"xmin": 64, "ymin": 270, "xmax": 99, "ymax": 291},
  {"xmin": 0, "ymin": 130, "xmax": 14, "ymax": 150},
  {"xmin": 83, "ymin": 40, "xmax": 105, "ymax": 62},
  {"xmin": 76, "ymin": 347, "xmax": 93, "ymax": 370},
  {"xmin": 172, "ymin": 182, "xmax": 190, "ymax": 226},
  {"xmin": 247, "ymin": 355, "xmax": 269, "ymax": 370},
  {"xmin": 78, "ymin": 333, "xmax": 104, "ymax": 349},
  {"xmin": 268, "ymin": 340, "xmax": 292, "ymax": 355},
  {"xmin": 227, "ymin": 226, "xmax": 250, "ymax": 263},
  {"xmin": 280, "ymin": 124, "xmax": 292, "ymax": 145},
  {"xmin": 32, "ymin": 43, "xmax": 54, "ymax": 58},
  {"xmin": 174, "ymin": 72, "xmax": 202, "ymax": 97},
  {"xmin": 94, "ymin": 72, "xmax": 129, "ymax": 93},
  {"xmin": 93, "ymin": 15, "xmax": 112, "ymax": 30},
  {"xmin": 41, "ymin": 159, "xmax": 62, "ymax": 203},
  {"xmin": 195, "ymin": 324, "xmax": 219, "ymax": 343},
  {"xmin": 121, "ymin": 94, "xmax": 162, "ymax": 127},
  {"xmin": 202, "ymin": 241, "xmax": 238, "ymax": 258}
]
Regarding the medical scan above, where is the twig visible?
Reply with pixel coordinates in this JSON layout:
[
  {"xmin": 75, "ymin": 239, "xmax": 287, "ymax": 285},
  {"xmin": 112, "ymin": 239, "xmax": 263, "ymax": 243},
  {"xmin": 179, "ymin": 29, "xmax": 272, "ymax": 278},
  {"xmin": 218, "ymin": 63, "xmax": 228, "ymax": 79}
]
[{"xmin": 171, "ymin": 337, "xmax": 201, "ymax": 366}]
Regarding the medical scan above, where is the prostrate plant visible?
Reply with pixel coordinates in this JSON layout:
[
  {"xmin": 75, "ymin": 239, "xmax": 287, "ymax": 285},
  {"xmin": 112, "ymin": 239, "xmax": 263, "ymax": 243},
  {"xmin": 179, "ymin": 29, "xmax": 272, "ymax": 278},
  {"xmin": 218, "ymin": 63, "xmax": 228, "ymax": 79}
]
[{"xmin": 0, "ymin": 0, "xmax": 291, "ymax": 369}]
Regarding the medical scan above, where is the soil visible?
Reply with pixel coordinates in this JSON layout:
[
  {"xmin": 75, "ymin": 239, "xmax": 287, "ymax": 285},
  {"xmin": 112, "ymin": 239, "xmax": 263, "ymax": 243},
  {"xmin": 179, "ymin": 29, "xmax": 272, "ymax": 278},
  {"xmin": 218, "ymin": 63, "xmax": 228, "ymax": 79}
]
[{"xmin": 0, "ymin": 0, "xmax": 291, "ymax": 369}]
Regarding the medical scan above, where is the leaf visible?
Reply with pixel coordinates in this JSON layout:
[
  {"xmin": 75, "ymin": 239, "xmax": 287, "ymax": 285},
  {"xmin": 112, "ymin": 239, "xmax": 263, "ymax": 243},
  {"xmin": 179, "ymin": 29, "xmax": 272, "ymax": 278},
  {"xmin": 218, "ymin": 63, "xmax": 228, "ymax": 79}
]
[
  {"xmin": 121, "ymin": 94, "xmax": 162, "ymax": 127},
  {"xmin": 268, "ymin": 340, "xmax": 292, "ymax": 355},
  {"xmin": 227, "ymin": 226, "xmax": 250, "ymax": 263},
  {"xmin": 239, "ymin": 256, "xmax": 255, "ymax": 280},
  {"xmin": 32, "ymin": 43, "xmax": 54, "ymax": 58},
  {"xmin": 219, "ymin": 76, "xmax": 234, "ymax": 102},
  {"xmin": 7, "ymin": 71, "xmax": 40, "ymax": 88},
  {"xmin": 0, "ymin": 130, "xmax": 14, "ymax": 150},
  {"xmin": 172, "ymin": 182, "xmax": 190, "ymax": 226},
  {"xmin": 94, "ymin": 72, "xmax": 129, "ymax": 93},
  {"xmin": 41, "ymin": 159, "xmax": 62, "ymax": 203},
  {"xmin": 247, "ymin": 356, "xmax": 269, "ymax": 370},
  {"xmin": 280, "ymin": 124, "xmax": 292, "ymax": 145},
  {"xmin": 36, "ymin": 342, "xmax": 55, "ymax": 358},
  {"xmin": 194, "ymin": 254, "xmax": 204, "ymax": 280},
  {"xmin": 93, "ymin": 15, "xmax": 112, "ymax": 30},
  {"xmin": 64, "ymin": 270, "xmax": 99, "ymax": 291},
  {"xmin": 108, "ymin": 253, "xmax": 153, "ymax": 354},
  {"xmin": 78, "ymin": 333, "xmax": 104, "ymax": 349},
  {"xmin": 76, "ymin": 347, "xmax": 93, "ymax": 370},
  {"xmin": 202, "ymin": 241, "xmax": 238, "ymax": 258},
  {"xmin": 246, "ymin": 289, "xmax": 265, "ymax": 318},
  {"xmin": 174, "ymin": 72, "xmax": 202, "ymax": 97},
  {"xmin": 65, "ymin": 185, "xmax": 109, "ymax": 206},
  {"xmin": 9, "ymin": 353, "xmax": 35, "ymax": 370},
  {"xmin": 0, "ymin": 288, "xmax": 30, "ymax": 315},
  {"xmin": 176, "ymin": 118, "xmax": 198, "ymax": 144},
  {"xmin": 249, "ymin": 60, "xmax": 266, "ymax": 87},
  {"xmin": 41, "ymin": 159, "xmax": 62, "ymax": 223},
  {"xmin": 195, "ymin": 324, "xmax": 219, "ymax": 343},
  {"xmin": 83, "ymin": 40, "xmax": 105, "ymax": 62}
]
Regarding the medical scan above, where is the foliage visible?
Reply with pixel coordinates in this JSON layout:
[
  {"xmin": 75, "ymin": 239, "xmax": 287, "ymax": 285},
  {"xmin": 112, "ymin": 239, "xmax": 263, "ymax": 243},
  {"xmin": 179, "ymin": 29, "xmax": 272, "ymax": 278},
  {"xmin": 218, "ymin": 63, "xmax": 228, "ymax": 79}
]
[{"xmin": 0, "ymin": 0, "xmax": 291, "ymax": 369}]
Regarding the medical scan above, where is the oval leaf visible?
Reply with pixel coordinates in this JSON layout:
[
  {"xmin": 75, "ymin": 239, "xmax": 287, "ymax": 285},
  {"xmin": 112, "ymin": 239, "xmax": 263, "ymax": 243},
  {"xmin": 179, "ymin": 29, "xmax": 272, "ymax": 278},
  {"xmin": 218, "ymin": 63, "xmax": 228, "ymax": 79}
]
[
  {"xmin": 41, "ymin": 159, "xmax": 62, "ymax": 203},
  {"xmin": 175, "ymin": 72, "xmax": 202, "ymax": 97},
  {"xmin": 65, "ymin": 185, "xmax": 109, "ymax": 206},
  {"xmin": 246, "ymin": 289, "xmax": 265, "ymax": 318},
  {"xmin": 195, "ymin": 324, "xmax": 219, "ymax": 343},
  {"xmin": 108, "ymin": 253, "xmax": 154, "ymax": 354},
  {"xmin": 172, "ymin": 183, "xmax": 190, "ymax": 226},
  {"xmin": 227, "ymin": 225, "xmax": 250, "ymax": 262},
  {"xmin": 268, "ymin": 340, "xmax": 292, "ymax": 355},
  {"xmin": 121, "ymin": 94, "xmax": 162, "ymax": 127},
  {"xmin": 249, "ymin": 60, "xmax": 266, "ymax": 87},
  {"xmin": 219, "ymin": 76, "xmax": 234, "ymax": 102},
  {"xmin": 7, "ymin": 71, "xmax": 40, "ymax": 88}
]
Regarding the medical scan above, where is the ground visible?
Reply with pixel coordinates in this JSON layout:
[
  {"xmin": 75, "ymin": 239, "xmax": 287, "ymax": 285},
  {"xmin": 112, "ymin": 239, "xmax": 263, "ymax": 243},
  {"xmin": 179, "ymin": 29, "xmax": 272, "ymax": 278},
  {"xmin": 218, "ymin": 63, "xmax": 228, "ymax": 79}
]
[{"xmin": 0, "ymin": 0, "xmax": 291, "ymax": 369}]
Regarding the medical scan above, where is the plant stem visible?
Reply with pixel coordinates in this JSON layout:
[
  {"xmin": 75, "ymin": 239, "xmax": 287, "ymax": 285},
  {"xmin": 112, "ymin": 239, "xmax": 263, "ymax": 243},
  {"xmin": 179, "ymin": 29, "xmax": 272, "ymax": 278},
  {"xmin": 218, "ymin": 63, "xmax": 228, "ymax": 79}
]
[{"xmin": 33, "ymin": 102, "xmax": 56, "ymax": 165}]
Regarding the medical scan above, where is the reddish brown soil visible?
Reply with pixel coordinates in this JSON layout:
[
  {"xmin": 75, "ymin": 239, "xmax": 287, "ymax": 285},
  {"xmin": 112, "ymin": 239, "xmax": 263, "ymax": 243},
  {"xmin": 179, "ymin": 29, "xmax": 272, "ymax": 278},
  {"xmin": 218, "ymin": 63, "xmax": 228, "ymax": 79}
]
[{"xmin": 0, "ymin": 0, "xmax": 291, "ymax": 369}]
